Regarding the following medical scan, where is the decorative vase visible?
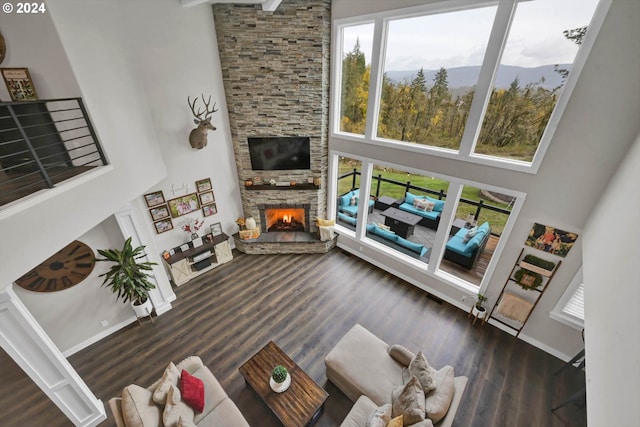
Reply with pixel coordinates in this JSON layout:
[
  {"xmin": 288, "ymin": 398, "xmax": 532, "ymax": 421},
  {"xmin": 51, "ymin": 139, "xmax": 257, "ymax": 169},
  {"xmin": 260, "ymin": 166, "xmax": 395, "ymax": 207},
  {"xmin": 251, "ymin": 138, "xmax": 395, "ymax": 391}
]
[
  {"xmin": 269, "ymin": 373, "xmax": 291, "ymax": 393},
  {"xmin": 245, "ymin": 217, "xmax": 256, "ymax": 230}
]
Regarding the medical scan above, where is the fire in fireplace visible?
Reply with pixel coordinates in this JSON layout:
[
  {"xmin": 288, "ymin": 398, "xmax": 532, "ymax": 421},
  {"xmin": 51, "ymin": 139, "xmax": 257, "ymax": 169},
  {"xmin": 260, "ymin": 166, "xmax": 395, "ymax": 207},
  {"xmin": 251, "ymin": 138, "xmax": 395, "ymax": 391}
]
[{"xmin": 265, "ymin": 208, "xmax": 305, "ymax": 232}]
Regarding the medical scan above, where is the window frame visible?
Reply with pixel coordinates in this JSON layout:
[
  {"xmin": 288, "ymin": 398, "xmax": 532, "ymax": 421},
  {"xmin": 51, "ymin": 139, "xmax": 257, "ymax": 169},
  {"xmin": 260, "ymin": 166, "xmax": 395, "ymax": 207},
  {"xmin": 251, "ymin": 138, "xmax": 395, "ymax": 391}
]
[
  {"xmin": 550, "ymin": 266, "xmax": 584, "ymax": 330},
  {"xmin": 331, "ymin": 0, "xmax": 612, "ymax": 174}
]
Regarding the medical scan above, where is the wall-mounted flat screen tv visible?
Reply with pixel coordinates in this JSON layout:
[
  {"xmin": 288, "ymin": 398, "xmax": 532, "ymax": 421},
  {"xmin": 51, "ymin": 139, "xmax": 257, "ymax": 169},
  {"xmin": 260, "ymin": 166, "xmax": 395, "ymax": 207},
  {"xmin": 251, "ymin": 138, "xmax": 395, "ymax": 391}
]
[{"xmin": 248, "ymin": 136, "xmax": 311, "ymax": 170}]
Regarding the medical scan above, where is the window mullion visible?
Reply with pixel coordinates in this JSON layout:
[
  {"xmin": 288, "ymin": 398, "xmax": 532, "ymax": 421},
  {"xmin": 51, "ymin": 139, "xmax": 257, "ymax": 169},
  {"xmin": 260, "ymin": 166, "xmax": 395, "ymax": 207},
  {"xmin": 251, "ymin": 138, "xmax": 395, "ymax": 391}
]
[
  {"xmin": 458, "ymin": 0, "xmax": 517, "ymax": 157},
  {"xmin": 363, "ymin": 17, "xmax": 386, "ymax": 141}
]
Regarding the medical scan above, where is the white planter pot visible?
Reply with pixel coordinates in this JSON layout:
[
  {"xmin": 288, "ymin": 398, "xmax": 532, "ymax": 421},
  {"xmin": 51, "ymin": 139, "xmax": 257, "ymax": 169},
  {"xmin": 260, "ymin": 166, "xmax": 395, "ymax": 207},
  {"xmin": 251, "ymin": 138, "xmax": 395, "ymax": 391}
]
[
  {"xmin": 131, "ymin": 298, "xmax": 152, "ymax": 318},
  {"xmin": 269, "ymin": 373, "xmax": 291, "ymax": 393},
  {"xmin": 472, "ymin": 305, "xmax": 487, "ymax": 319}
]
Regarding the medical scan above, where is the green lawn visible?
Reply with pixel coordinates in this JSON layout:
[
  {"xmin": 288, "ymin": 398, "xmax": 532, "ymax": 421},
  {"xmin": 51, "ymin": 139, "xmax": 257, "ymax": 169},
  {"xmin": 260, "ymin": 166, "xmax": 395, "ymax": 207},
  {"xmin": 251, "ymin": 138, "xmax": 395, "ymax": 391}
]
[{"xmin": 338, "ymin": 163, "xmax": 512, "ymax": 234}]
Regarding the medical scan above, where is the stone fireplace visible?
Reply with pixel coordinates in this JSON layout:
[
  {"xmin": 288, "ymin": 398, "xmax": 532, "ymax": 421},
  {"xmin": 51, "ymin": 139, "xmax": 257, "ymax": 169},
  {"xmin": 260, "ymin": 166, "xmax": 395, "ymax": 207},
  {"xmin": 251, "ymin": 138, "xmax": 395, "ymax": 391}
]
[{"xmin": 213, "ymin": 0, "xmax": 332, "ymax": 254}]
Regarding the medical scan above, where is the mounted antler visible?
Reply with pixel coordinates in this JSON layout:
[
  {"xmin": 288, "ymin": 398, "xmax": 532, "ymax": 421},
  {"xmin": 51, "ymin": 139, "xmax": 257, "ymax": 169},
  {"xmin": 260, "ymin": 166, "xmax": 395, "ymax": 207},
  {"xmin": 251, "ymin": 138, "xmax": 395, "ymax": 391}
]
[{"xmin": 187, "ymin": 94, "xmax": 218, "ymax": 149}]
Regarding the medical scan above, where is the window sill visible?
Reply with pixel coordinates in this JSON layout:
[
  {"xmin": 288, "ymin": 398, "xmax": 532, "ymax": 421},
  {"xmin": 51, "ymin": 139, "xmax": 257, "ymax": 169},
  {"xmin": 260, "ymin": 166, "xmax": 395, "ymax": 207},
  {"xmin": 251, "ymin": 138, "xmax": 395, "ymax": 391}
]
[{"xmin": 550, "ymin": 311, "xmax": 584, "ymax": 331}]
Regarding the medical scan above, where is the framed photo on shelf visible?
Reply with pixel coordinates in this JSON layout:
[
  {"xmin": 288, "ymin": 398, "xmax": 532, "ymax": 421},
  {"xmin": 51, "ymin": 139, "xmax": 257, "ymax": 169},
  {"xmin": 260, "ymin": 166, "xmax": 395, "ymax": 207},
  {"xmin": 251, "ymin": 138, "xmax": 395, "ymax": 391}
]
[
  {"xmin": 167, "ymin": 193, "xmax": 200, "ymax": 218},
  {"xmin": 154, "ymin": 219, "xmax": 173, "ymax": 234},
  {"xmin": 210, "ymin": 222, "xmax": 223, "ymax": 236},
  {"xmin": 149, "ymin": 205, "xmax": 170, "ymax": 221},
  {"xmin": 1, "ymin": 68, "xmax": 38, "ymax": 101},
  {"xmin": 198, "ymin": 191, "xmax": 215, "ymax": 206},
  {"xmin": 144, "ymin": 190, "xmax": 166, "ymax": 208},
  {"xmin": 202, "ymin": 204, "xmax": 217, "ymax": 217},
  {"xmin": 195, "ymin": 178, "xmax": 212, "ymax": 193}
]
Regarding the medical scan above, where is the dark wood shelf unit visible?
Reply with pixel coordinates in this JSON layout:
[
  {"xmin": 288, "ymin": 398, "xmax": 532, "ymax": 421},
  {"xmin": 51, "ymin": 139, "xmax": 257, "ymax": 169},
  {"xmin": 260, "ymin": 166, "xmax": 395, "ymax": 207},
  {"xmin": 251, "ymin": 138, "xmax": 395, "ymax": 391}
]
[
  {"xmin": 244, "ymin": 183, "xmax": 320, "ymax": 191},
  {"xmin": 165, "ymin": 233, "xmax": 229, "ymax": 265}
]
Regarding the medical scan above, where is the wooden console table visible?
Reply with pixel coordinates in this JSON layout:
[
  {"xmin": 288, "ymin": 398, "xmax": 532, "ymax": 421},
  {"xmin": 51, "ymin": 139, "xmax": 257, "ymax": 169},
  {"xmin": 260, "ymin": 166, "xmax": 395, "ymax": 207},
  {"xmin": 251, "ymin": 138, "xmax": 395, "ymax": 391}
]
[{"xmin": 162, "ymin": 233, "xmax": 232, "ymax": 286}]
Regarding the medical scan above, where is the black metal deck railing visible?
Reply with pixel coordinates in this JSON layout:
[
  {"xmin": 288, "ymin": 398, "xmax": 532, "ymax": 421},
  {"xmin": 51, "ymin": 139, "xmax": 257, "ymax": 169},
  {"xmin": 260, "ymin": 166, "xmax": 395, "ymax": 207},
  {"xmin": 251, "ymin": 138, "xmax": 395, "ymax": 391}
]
[
  {"xmin": 0, "ymin": 98, "xmax": 107, "ymax": 207},
  {"xmin": 339, "ymin": 168, "xmax": 513, "ymax": 235}
]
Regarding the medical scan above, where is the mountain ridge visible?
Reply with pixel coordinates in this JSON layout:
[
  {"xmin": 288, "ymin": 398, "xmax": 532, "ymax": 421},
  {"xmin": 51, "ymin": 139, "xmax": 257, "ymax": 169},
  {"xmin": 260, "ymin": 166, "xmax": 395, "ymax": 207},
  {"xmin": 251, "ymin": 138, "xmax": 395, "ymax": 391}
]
[{"xmin": 385, "ymin": 64, "xmax": 571, "ymax": 90}]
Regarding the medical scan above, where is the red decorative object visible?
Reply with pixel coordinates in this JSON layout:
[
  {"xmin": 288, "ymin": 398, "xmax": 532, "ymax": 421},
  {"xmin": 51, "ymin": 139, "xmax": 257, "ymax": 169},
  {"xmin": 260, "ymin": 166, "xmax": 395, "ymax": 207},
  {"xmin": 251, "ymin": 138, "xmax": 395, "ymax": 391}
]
[{"xmin": 179, "ymin": 370, "xmax": 205, "ymax": 413}]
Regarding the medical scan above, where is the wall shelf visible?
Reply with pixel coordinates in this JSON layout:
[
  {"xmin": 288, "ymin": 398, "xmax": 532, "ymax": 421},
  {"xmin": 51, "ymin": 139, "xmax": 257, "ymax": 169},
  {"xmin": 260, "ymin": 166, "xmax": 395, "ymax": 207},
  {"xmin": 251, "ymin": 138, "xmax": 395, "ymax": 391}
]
[{"xmin": 245, "ymin": 183, "xmax": 320, "ymax": 191}]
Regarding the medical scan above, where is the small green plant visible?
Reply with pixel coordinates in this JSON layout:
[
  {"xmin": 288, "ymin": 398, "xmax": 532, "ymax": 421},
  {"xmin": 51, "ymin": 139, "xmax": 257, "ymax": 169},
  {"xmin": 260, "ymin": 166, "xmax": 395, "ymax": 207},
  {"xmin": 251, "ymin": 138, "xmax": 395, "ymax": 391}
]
[
  {"xmin": 523, "ymin": 254, "xmax": 556, "ymax": 271},
  {"xmin": 514, "ymin": 268, "xmax": 543, "ymax": 290},
  {"xmin": 476, "ymin": 293, "xmax": 488, "ymax": 309},
  {"xmin": 272, "ymin": 365, "xmax": 288, "ymax": 383}
]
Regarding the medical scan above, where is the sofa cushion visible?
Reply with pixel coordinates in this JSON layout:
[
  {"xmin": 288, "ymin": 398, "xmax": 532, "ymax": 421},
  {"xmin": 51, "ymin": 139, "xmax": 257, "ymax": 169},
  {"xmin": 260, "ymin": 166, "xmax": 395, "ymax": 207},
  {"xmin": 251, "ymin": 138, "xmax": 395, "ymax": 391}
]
[
  {"xmin": 462, "ymin": 227, "xmax": 478, "ymax": 243},
  {"xmin": 399, "ymin": 203, "xmax": 440, "ymax": 221},
  {"xmin": 177, "ymin": 417, "xmax": 197, "ymax": 427},
  {"xmin": 121, "ymin": 384, "xmax": 162, "ymax": 427},
  {"xmin": 338, "ymin": 212, "xmax": 357, "ymax": 226},
  {"xmin": 325, "ymin": 324, "xmax": 404, "ymax": 405},
  {"xmin": 367, "ymin": 403, "xmax": 392, "ymax": 427},
  {"xmin": 425, "ymin": 366, "xmax": 455, "ymax": 424},
  {"xmin": 392, "ymin": 375, "xmax": 426, "ymax": 425},
  {"xmin": 339, "ymin": 205, "xmax": 359, "ymax": 217},
  {"xmin": 191, "ymin": 366, "xmax": 229, "ymax": 424},
  {"xmin": 373, "ymin": 225, "xmax": 398, "ymax": 242},
  {"xmin": 194, "ymin": 398, "xmax": 250, "ymax": 427},
  {"xmin": 425, "ymin": 196, "xmax": 445, "ymax": 212},
  {"xmin": 388, "ymin": 345, "xmax": 415, "ymax": 367},
  {"xmin": 179, "ymin": 370, "xmax": 205, "ymax": 413},
  {"xmin": 403, "ymin": 352, "xmax": 437, "ymax": 393},
  {"xmin": 163, "ymin": 385, "xmax": 195, "ymax": 427},
  {"xmin": 339, "ymin": 395, "xmax": 378, "ymax": 427},
  {"xmin": 341, "ymin": 193, "xmax": 353, "ymax": 207},
  {"xmin": 396, "ymin": 237, "xmax": 427, "ymax": 257},
  {"xmin": 152, "ymin": 362, "xmax": 180, "ymax": 405}
]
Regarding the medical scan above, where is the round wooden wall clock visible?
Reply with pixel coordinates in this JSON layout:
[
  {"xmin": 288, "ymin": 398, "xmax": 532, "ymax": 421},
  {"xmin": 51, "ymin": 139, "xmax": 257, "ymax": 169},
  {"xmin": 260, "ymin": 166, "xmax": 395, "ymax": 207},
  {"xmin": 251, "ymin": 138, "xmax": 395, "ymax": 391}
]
[
  {"xmin": 0, "ymin": 32, "xmax": 5, "ymax": 64},
  {"xmin": 15, "ymin": 240, "xmax": 96, "ymax": 292}
]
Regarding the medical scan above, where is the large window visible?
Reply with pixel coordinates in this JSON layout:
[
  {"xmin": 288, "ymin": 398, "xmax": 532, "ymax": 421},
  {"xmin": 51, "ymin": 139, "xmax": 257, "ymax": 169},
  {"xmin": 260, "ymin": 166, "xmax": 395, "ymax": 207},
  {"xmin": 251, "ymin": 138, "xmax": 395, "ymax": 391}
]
[{"xmin": 334, "ymin": 0, "xmax": 607, "ymax": 172}]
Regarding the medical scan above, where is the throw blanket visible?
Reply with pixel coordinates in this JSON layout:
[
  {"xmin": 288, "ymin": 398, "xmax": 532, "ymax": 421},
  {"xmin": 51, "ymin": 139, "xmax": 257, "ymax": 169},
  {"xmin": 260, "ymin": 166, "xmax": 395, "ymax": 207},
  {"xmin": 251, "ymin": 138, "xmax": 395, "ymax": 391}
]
[
  {"xmin": 318, "ymin": 225, "xmax": 335, "ymax": 242},
  {"xmin": 496, "ymin": 293, "xmax": 533, "ymax": 324}
]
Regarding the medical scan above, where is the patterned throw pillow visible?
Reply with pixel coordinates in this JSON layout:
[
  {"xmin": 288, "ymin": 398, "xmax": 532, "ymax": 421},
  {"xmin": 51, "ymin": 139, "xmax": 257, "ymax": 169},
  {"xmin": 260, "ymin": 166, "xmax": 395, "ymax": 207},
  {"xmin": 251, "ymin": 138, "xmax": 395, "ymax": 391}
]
[
  {"xmin": 392, "ymin": 375, "xmax": 426, "ymax": 425},
  {"xmin": 367, "ymin": 403, "xmax": 392, "ymax": 427},
  {"xmin": 387, "ymin": 415, "xmax": 403, "ymax": 427},
  {"xmin": 403, "ymin": 351, "xmax": 437, "ymax": 393}
]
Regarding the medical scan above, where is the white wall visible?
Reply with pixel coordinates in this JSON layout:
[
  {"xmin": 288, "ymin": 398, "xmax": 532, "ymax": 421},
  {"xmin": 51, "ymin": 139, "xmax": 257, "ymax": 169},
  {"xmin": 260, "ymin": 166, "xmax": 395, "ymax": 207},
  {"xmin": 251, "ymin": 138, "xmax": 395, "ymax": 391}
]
[
  {"xmin": 12, "ymin": 217, "xmax": 134, "ymax": 354},
  {"xmin": 331, "ymin": 0, "xmax": 640, "ymax": 359},
  {"xmin": 582, "ymin": 132, "xmax": 640, "ymax": 426}
]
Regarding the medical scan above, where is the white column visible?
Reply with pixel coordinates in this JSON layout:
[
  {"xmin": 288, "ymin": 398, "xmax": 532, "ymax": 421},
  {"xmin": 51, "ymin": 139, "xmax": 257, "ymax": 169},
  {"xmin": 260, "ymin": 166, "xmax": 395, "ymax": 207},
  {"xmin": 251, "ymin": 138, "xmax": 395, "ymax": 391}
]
[
  {"xmin": 0, "ymin": 283, "xmax": 106, "ymax": 426},
  {"xmin": 113, "ymin": 202, "xmax": 175, "ymax": 314}
]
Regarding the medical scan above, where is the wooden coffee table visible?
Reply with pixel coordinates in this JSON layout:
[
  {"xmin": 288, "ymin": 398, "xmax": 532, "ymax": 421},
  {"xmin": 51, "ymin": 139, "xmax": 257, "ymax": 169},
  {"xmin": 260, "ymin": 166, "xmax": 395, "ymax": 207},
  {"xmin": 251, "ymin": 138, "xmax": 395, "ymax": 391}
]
[{"xmin": 239, "ymin": 341, "xmax": 328, "ymax": 427}]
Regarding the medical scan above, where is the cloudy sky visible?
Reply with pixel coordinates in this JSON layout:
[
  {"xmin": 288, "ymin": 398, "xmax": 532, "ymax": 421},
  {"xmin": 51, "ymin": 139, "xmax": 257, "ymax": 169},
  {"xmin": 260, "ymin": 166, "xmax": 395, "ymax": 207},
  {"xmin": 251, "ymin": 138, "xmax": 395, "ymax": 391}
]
[{"xmin": 343, "ymin": 0, "xmax": 601, "ymax": 71}]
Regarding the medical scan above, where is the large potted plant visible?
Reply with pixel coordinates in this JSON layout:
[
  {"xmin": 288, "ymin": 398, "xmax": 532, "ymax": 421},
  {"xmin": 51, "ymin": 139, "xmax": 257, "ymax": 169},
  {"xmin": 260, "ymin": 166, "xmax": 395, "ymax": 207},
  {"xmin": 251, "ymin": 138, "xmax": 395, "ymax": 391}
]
[
  {"xmin": 472, "ymin": 293, "xmax": 488, "ymax": 319},
  {"xmin": 97, "ymin": 237, "xmax": 156, "ymax": 318}
]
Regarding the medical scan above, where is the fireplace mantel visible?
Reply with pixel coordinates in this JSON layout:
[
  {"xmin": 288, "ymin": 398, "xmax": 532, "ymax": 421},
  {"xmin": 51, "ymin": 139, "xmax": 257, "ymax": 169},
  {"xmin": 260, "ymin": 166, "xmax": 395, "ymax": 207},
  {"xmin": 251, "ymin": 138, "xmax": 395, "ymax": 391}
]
[{"xmin": 245, "ymin": 184, "xmax": 320, "ymax": 191}]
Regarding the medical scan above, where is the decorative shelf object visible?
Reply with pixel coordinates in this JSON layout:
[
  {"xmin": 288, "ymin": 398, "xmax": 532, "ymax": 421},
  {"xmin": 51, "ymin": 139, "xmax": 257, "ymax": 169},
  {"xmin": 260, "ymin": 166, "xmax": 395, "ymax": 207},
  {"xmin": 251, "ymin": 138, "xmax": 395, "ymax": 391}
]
[{"xmin": 488, "ymin": 248, "xmax": 561, "ymax": 336}]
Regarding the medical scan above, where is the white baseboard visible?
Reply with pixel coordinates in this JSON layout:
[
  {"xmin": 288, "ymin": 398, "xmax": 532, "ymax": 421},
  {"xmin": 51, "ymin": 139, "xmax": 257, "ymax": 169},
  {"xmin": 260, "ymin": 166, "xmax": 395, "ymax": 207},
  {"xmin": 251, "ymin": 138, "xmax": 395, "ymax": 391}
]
[{"xmin": 62, "ymin": 317, "xmax": 137, "ymax": 357}]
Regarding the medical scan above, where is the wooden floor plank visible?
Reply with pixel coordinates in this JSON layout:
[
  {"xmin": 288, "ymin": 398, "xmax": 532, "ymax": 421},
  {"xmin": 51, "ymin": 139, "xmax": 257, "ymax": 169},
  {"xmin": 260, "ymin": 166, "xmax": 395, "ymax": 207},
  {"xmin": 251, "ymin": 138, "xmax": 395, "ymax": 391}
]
[{"xmin": 0, "ymin": 249, "xmax": 587, "ymax": 426}]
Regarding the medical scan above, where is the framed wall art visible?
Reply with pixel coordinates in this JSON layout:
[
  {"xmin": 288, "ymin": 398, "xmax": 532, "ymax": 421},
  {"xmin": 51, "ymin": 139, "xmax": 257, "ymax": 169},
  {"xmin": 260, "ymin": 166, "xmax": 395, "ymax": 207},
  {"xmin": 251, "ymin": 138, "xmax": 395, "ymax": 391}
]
[
  {"xmin": 144, "ymin": 190, "xmax": 166, "ymax": 208},
  {"xmin": 149, "ymin": 205, "xmax": 170, "ymax": 221},
  {"xmin": 167, "ymin": 193, "xmax": 200, "ymax": 218},
  {"xmin": 195, "ymin": 178, "xmax": 212, "ymax": 193},
  {"xmin": 154, "ymin": 219, "xmax": 173, "ymax": 234},
  {"xmin": 198, "ymin": 191, "xmax": 215, "ymax": 206},
  {"xmin": 202, "ymin": 204, "xmax": 217, "ymax": 217},
  {"xmin": 1, "ymin": 68, "xmax": 38, "ymax": 101},
  {"xmin": 210, "ymin": 222, "xmax": 223, "ymax": 236},
  {"xmin": 525, "ymin": 222, "xmax": 578, "ymax": 258}
]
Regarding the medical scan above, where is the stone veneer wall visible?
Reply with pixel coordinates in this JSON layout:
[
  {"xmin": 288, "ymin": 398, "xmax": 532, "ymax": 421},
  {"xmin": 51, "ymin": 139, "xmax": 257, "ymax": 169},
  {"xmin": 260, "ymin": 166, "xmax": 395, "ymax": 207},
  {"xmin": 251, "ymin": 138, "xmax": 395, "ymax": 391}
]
[{"xmin": 213, "ymin": 0, "xmax": 331, "ymax": 233}]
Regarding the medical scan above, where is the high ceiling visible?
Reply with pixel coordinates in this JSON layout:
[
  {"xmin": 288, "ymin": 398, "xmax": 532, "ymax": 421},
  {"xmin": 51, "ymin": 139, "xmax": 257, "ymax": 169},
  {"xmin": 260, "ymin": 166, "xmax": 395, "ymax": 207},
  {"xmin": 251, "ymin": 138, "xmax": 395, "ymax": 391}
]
[{"xmin": 180, "ymin": 0, "xmax": 282, "ymax": 12}]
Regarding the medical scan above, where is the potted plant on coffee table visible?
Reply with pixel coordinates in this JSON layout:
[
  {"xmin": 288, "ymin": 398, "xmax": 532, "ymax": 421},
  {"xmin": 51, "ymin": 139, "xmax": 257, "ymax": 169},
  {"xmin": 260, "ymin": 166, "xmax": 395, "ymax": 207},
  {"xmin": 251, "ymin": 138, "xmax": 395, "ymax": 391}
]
[
  {"xmin": 97, "ymin": 237, "xmax": 157, "ymax": 320},
  {"xmin": 270, "ymin": 365, "xmax": 291, "ymax": 393}
]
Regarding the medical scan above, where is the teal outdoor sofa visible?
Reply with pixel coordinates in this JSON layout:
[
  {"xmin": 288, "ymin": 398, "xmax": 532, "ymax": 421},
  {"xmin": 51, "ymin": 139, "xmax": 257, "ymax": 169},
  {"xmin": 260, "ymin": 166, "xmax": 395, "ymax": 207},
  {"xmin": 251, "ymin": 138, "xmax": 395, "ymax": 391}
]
[
  {"xmin": 338, "ymin": 189, "xmax": 375, "ymax": 217},
  {"xmin": 398, "ymin": 191, "xmax": 445, "ymax": 230},
  {"xmin": 444, "ymin": 222, "xmax": 491, "ymax": 269}
]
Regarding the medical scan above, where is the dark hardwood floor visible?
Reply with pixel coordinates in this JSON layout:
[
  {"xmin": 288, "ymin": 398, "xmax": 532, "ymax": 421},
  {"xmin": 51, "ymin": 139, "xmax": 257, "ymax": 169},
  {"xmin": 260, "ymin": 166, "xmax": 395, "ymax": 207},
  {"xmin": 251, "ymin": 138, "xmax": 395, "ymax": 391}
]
[{"xmin": 0, "ymin": 249, "xmax": 586, "ymax": 426}]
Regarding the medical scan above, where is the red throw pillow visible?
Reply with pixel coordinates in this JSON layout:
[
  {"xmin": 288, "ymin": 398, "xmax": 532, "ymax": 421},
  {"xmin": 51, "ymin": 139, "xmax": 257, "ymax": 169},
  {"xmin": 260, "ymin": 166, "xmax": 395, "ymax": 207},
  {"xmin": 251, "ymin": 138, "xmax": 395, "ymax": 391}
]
[{"xmin": 179, "ymin": 369, "xmax": 205, "ymax": 413}]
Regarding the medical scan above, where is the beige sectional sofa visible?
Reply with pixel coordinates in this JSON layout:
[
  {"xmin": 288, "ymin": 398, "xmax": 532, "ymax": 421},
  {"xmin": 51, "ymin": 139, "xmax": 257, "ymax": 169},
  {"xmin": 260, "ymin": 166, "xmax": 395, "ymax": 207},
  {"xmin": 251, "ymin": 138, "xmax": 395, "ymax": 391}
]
[
  {"xmin": 325, "ymin": 324, "xmax": 468, "ymax": 427},
  {"xmin": 108, "ymin": 356, "xmax": 249, "ymax": 427}
]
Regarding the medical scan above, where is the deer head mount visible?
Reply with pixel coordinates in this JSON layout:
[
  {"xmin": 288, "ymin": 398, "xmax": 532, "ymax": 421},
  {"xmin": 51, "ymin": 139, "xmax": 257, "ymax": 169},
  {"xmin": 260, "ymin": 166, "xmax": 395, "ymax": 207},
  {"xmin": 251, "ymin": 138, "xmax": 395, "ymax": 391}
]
[{"xmin": 188, "ymin": 94, "xmax": 218, "ymax": 149}]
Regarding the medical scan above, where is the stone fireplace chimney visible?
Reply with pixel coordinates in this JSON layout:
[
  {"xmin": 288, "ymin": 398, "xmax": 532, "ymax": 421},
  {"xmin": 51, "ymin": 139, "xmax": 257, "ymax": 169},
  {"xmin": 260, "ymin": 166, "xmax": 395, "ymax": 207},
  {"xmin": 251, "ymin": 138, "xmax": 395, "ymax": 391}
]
[{"xmin": 213, "ymin": 0, "xmax": 331, "ymax": 238}]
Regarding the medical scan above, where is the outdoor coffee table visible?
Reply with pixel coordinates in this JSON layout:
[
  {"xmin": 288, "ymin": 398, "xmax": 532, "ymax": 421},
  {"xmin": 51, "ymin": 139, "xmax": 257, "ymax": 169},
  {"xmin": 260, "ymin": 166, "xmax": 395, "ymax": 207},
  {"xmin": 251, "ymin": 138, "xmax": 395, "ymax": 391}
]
[
  {"xmin": 238, "ymin": 341, "xmax": 328, "ymax": 427},
  {"xmin": 380, "ymin": 206, "xmax": 422, "ymax": 238}
]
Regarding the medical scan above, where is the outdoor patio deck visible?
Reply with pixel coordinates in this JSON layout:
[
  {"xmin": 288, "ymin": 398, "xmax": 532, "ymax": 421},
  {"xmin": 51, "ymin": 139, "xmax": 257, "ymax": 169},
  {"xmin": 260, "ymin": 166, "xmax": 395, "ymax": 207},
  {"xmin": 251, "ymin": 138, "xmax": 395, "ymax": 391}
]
[{"xmin": 357, "ymin": 207, "xmax": 498, "ymax": 286}]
